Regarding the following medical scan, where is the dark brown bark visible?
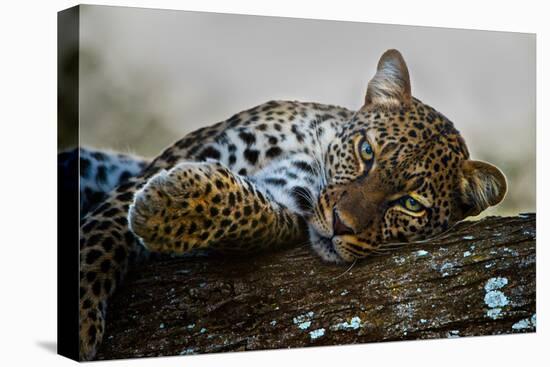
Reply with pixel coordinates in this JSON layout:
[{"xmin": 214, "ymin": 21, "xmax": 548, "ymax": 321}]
[{"xmin": 96, "ymin": 214, "xmax": 536, "ymax": 360}]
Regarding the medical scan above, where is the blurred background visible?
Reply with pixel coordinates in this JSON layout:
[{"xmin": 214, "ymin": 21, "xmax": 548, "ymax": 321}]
[{"xmin": 60, "ymin": 5, "xmax": 535, "ymax": 217}]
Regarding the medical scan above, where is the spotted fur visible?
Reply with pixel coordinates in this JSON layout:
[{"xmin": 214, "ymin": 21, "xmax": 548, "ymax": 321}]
[{"xmin": 76, "ymin": 49, "xmax": 506, "ymax": 360}]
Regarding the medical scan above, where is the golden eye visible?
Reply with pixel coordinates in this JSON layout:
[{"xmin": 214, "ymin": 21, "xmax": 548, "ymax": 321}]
[
  {"xmin": 360, "ymin": 140, "xmax": 374, "ymax": 161},
  {"xmin": 402, "ymin": 196, "xmax": 424, "ymax": 212}
]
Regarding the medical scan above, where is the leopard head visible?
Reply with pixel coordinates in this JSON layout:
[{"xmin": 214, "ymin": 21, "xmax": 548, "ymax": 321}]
[{"xmin": 309, "ymin": 49, "xmax": 507, "ymax": 263}]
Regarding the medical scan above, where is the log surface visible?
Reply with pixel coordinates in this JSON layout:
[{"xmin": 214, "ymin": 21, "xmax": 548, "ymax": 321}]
[{"xmin": 96, "ymin": 214, "xmax": 536, "ymax": 360}]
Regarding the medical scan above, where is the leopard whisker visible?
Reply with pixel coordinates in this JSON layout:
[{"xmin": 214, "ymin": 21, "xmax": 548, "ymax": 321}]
[
  {"xmin": 294, "ymin": 239, "xmax": 313, "ymax": 249},
  {"xmin": 331, "ymin": 258, "xmax": 357, "ymax": 280},
  {"xmin": 291, "ymin": 189, "xmax": 316, "ymax": 215},
  {"xmin": 375, "ymin": 221, "xmax": 467, "ymax": 253}
]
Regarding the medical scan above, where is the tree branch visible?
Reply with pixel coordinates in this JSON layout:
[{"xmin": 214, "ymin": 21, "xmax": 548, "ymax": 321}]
[{"xmin": 96, "ymin": 214, "xmax": 536, "ymax": 360}]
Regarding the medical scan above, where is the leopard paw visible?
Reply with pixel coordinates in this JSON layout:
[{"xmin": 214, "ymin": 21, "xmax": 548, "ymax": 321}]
[{"xmin": 128, "ymin": 161, "xmax": 261, "ymax": 253}]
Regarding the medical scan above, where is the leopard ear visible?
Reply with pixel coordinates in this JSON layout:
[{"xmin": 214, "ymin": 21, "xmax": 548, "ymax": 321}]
[
  {"xmin": 365, "ymin": 49, "xmax": 412, "ymax": 109},
  {"xmin": 458, "ymin": 160, "xmax": 507, "ymax": 217}
]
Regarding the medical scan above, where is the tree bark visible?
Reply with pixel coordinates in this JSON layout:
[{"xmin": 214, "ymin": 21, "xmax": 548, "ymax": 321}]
[{"xmin": 96, "ymin": 214, "xmax": 536, "ymax": 360}]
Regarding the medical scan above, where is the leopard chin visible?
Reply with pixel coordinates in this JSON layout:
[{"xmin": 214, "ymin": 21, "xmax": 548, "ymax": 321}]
[{"xmin": 308, "ymin": 225, "xmax": 347, "ymax": 263}]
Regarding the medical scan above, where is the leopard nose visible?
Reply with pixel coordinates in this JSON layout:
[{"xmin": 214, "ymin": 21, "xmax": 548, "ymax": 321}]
[{"xmin": 332, "ymin": 209, "xmax": 354, "ymax": 236}]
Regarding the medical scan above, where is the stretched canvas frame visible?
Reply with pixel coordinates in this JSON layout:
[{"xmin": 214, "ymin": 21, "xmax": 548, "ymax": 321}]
[{"xmin": 58, "ymin": 5, "xmax": 536, "ymax": 361}]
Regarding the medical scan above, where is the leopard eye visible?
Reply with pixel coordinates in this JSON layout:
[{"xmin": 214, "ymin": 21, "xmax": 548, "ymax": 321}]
[
  {"xmin": 401, "ymin": 196, "xmax": 424, "ymax": 212},
  {"xmin": 359, "ymin": 140, "xmax": 374, "ymax": 161}
]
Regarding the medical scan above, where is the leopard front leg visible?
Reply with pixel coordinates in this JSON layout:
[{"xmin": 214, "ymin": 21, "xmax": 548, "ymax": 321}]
[{"xmin": 129, "ymin": 162, "xmax": 307, "ymax": 254}]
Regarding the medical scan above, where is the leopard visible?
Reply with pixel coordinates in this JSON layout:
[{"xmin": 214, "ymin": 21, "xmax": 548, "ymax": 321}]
[{"xmin": 75, "ymin": 49, "xmax": 507, "ymax": 360}]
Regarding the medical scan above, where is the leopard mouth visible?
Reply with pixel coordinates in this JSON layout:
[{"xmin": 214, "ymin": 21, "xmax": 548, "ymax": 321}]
[{"xmin": 307, "ymin": 225, "xmax": 345, "ymax": 263}]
